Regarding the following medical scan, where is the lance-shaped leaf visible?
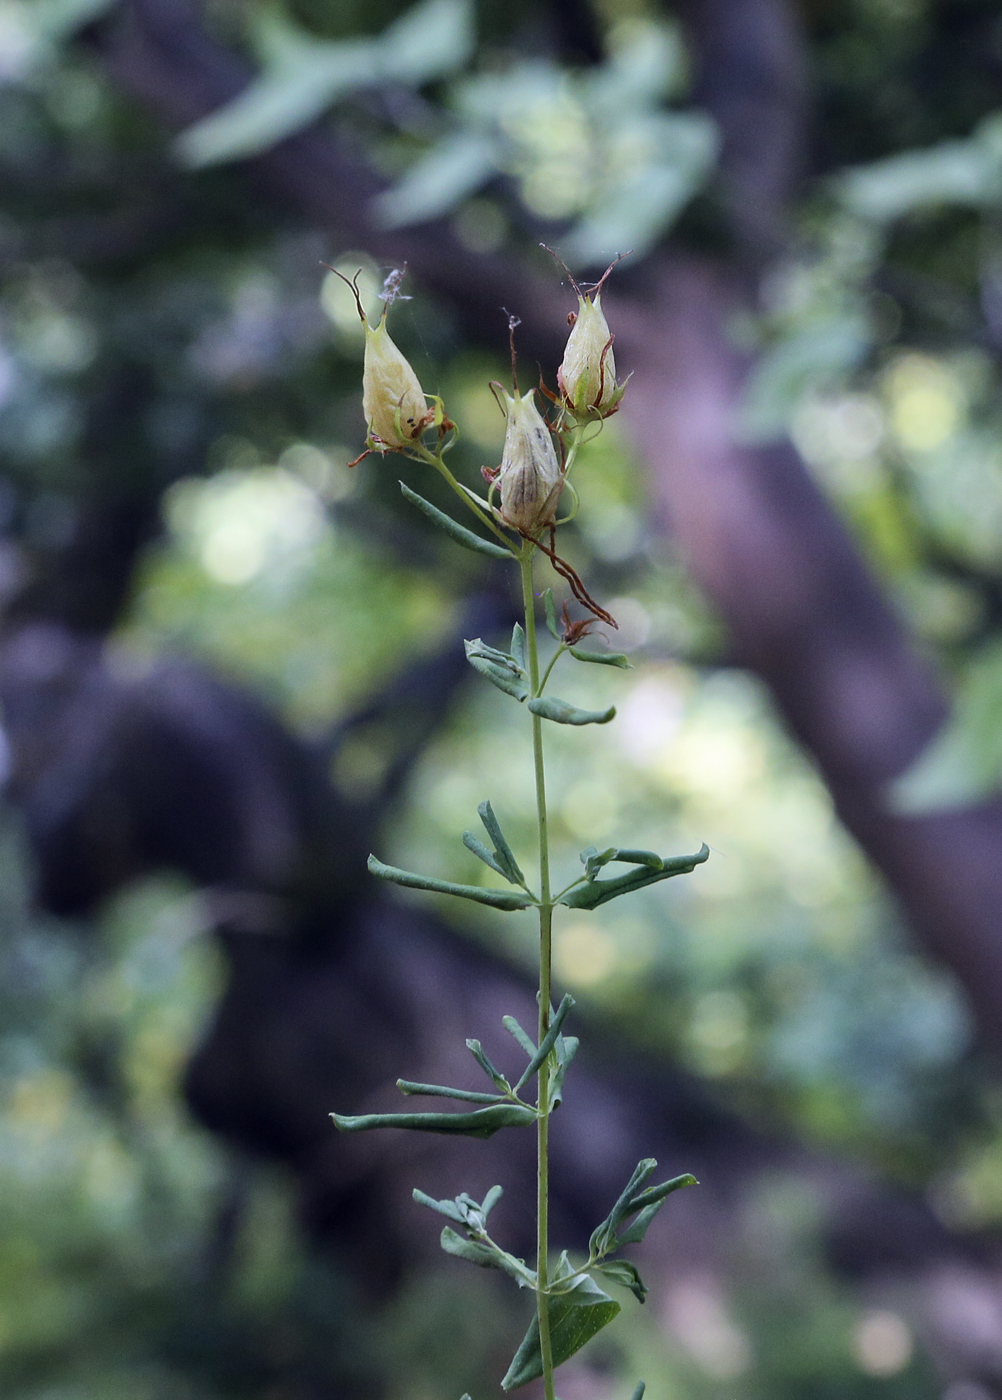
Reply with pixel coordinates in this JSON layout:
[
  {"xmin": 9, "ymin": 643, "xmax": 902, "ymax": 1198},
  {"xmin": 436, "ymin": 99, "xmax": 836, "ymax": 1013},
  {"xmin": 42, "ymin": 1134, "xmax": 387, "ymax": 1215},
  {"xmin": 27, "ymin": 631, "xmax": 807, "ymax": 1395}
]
[
  {"xmin": 462, "ymin": 832, "xmax": 509, "ymax": 881},
  {"xmin": 630, "ymin": 1383, "xmax": 646, "ymax": 1400},
  {"xmin": 513, "ymin": 994, "xmax": 575, "ymax": 1092},
  {"xmin": 589, "ymin": 1159, "xmax": 657, "ymax": 1259},
  {"xmin": 616, "ymin": 1174, "xmax": 699, "ymax": 1243},
  {"xmin": 467, "ymin": 1039, "xmax": 511, "ymax": 1092},
  {"xmin": 465, "ymin": 639, "xmax": 530, "ymax": 701},
  {"xmin": 569, "ymin": 645, "xmax": 631, "ymax": 669},
  {"xmin": 368, "ymin": 855, "xmax": 534, "ymax": 910},
  {"xmin": 400, "ymin": 481, "xmax": 513, "ymax": 558},
  {"xmin": 548, "ymin": 1034, "xmax": 580, "ymax": 1110},
  {"xmin": 397, "ymin": 1079, "xmax": 503, "ymax": 1104},
  {"xmin": 560, "ymin": 845, "xmax": 709, "ymax": 910},
  {"xmin": 596, "ymin": 1259, "xmax": 649, "ymax": 1304},
  {"xmin": 477, "ymin": 800, "xmax": 525, "ymax": 884},
  {"xmin": 331, "ymin": 1103, "xmax": 537, "ymax": 1138},
  {"xmin": 501, "ymin": 1276, "xmax": 621, "ymax": 1390},
  {"xmin": 527, "ymin": 696, "xmax": 616, "ymax": 726},
  {"xmin": 589, "ymin": 1160, "xmax": 698, "ymax": 1257},
  {"xmin": 543, "ymin": 589, "xmax": 561, "ymax": 640},
  {"xmin": 511, "ymin": 622, "xmax": 526, "ymax": 670},
  {"xmin": 502, "ymin": 1014, "xmax": 537, "ymax": 1058}
]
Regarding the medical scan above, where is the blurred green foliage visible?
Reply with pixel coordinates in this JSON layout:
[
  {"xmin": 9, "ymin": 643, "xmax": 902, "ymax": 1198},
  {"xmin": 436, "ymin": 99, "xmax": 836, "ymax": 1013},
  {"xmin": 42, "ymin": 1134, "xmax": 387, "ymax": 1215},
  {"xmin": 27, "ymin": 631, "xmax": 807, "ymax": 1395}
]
[{"xmin": 0, "ymin": 0, "xmax": 1001, "ymax": 1396}]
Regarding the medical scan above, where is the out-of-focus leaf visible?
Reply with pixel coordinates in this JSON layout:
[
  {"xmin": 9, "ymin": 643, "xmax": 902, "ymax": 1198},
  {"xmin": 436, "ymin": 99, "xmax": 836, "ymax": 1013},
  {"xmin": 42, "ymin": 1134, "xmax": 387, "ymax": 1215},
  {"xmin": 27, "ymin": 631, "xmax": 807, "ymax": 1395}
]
[
  {"xmin": 367, "ymin": 855, "xmax": 534, "ymax": 909},
  {"xmin": 177, "ymin": 0, "xmax": 474, "ymax": 168},
  {"xmin": 739, "ymin": 315, "xmax": 873, "ymax": 444},
  {"xmin": 501, "ymin": 1278, "xmax": 621, "ymax": 1390},
  {"xmin": 891, "ymin": 639, "xmax": 1002, "ymax": 810},
  {"xmin": 563, "ymin": 113, "xmax": 718, "ymax": 265},
  {"xmin": 375, "ymin": 131, "xmax": 499, "ymax": 227},
  {"xmin": 380, "ymin": 0, "xmax": 475, "ymax": 85},
  {"xmin": 838, "ymin": 113, "xmax": 1002, "ymax": 222}
]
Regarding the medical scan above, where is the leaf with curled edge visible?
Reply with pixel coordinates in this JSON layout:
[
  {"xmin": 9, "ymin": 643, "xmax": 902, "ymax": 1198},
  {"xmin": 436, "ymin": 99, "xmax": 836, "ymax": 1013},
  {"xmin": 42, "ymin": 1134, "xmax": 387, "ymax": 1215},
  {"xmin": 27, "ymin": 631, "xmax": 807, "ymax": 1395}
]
[
  {"xmin": 560, "ymin": 846, "xmax": 709, "ymax": 909},
  {"xmin": 527, "ymin": 696, "xmax": 615, "ymax": 726}
]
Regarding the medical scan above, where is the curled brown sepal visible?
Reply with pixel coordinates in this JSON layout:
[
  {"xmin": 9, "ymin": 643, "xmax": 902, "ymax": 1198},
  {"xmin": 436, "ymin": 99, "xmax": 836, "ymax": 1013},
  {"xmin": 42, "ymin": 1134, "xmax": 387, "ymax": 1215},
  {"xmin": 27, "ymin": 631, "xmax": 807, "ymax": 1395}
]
[{"xmin": 533, "ymin": 529, "xmax": 617, "ymax": 629}]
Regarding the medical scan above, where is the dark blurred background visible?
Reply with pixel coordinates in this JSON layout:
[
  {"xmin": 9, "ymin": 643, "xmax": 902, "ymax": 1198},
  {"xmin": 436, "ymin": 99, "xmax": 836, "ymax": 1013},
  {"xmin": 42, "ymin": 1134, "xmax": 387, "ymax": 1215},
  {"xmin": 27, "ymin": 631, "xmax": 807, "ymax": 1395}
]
[{"xmin": 2, "ymin": 0, "xmax": 1002, "ymax": 1397}]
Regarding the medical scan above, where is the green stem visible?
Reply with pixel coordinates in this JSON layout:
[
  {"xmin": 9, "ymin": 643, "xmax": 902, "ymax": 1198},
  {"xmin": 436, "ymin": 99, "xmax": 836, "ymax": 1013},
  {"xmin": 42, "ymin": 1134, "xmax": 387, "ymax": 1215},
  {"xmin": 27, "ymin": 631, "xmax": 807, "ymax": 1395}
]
[
  {"xmin": 538, "ymin": 643, "xmax": 567, "ymax": 697},
  {"xmin": 415, "ymin": 443, "xmax": 517, "ymax": 551},
  {"xmin": 520, "ymin": 544, "xmax": 557, "ymax": 1400}
]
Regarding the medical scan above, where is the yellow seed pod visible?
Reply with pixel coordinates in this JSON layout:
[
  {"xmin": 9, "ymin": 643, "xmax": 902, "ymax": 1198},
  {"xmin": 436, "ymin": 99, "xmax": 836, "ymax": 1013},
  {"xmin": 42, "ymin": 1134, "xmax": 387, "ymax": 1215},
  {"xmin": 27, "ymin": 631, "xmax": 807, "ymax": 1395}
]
[
  {"xmin": 496, "ymin": 387, "xmax": 563, "ymax": 533},
  {"xmin": 362, "ymin": 315, "xmax": 430, "ymax": 451}
]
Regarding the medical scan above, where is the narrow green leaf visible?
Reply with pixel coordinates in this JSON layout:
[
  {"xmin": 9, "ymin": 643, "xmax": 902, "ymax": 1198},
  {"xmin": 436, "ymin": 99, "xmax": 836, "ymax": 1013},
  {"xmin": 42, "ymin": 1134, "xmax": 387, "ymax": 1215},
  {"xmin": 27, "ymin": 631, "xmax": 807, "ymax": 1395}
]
[
  {"xmin": 401, "ymin": 481, "xmax": 512, "ymax": 558},
  {"xmin": 560, "ymin": 845, "xmax": 709, "ymax": 910},
  {"xmin": 597, "ymin": 1259, "xmax": 649, "ymax": 1304},
  {"xmin": 514, "ymin": 994, "xmax": 575, "ymax": 1092},
  {"xmin": 481, "ymin": 1185, "xmax": 503, "ymax": 1219},
  {"xmin": 627, "ymin": 1172, "xmax": 700, "ymax": 1212},
  {"xmin": 331, "ymin": 1103, "xmax": 537, "ymax": 1137},
  {"xmin": 583, "ymin": 847, "xmax": 663, "ymax": 881},
  {"xmin": 465, "ymin": 640, "xmax": 530, "ymax": 700},
  {"xmin": 413, "ymin": 1188, "xmax": 465, "ymax": 1223},
  {"xmin": 466, "ymin": 1039, "xmax": 510, "ymax": 1092},
  {"xmin": 397, "ymin": 1079, "xmax": 503, "ymax": 1104},
  {"xmin": 569, "ymin": 646, "xmax": 631, "ymax": 669},
  {"xmin": 614, "ymin": 1201, "xmax": 661, "ymax": 1246},
  {"xmin": 503, "ymin": 1015, "xmax": 537, "ymax": 1058},
  {"xmin": 543, "ymin": 589, "xmax": 561, "ymax": 640},
  {"xmin": 527, "ymin": 696, "xmax": 616, "ymax": 726},
  {"xmin": 463, "ymin": 831, "xmax": 510, "ymax": 882},
  {"xmin": 478, "ymin": 800, "xmax": 526, "ymax": 884},
  {"xmin": 614, "ymin": 849, "xmax": 665, "ymax": 869},
  {"xmin": 616, "ymin": 1174, "xmax": 698, "ymax": 1245},
  {"xmin": 549, "ymin": 1034, "xmax": 580, "ymax": 1109},
  {"xmin": 368, "ymin": 855, "xmax": 534, "ymax": 910},
  {"xmin": 589, "ymin": 1159, "xmax": 657, "ymax": 1258},
  {"xmin": 501, "ymin": 1288, "xmax": 621, "ymax": 1389},
  {"xmin": 511, "ymin": 622, "xmax": 526, "ymax": 670},
  {"xmin": 611, "ymin": 1159, "xmax": 659, "ymax": 1232},
  {"xmin": 630, "ymin": 1383, "xmax": 646, "ymax": 1400}
]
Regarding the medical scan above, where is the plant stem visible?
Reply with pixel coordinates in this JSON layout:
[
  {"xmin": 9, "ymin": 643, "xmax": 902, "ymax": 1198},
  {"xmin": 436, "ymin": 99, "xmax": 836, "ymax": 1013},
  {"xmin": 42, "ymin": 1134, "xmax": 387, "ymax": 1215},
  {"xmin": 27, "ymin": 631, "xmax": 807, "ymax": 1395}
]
[
  {"xmin": 520, "ymin": 544, "xmax": 557, "ymax": 1400},
  {"xmin": 416, "ymin": 444, "xmax": 516, "ymax": 551}
]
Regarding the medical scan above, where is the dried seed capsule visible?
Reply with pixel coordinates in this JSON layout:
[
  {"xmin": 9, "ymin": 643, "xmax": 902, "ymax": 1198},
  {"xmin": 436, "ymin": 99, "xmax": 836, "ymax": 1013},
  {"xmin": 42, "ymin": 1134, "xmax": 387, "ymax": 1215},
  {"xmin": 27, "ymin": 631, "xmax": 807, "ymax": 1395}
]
[
  {"xmin": 329, "ymin": 265, "xmax": 433, "ymax": 456},
  {"xmin": 496, "ymin": 387, "xmax": 563, "ymax": 533},
  {"xmin": 362, "ymin": 314, "xmax": 430, "ymax": 451},
  {"xmin": 558, "ymin": 292, "xmax": 620, "ymax": 418}
]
